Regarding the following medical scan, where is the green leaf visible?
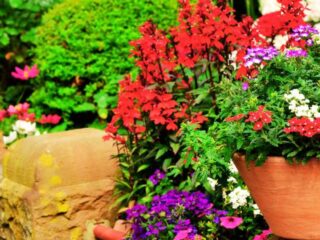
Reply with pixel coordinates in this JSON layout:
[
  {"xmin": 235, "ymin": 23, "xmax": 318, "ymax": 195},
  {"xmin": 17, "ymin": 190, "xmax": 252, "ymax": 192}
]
[
  {"xmin": 9, "ymin": 0, "xmax": 24, "ymax": 8},
  {"xmin": 156, "ymin": 146, "xmax": 168, "ymax": 159},
  {"xmin": 170, "ymin": 142, "xmax": 180, "ymax": 154},
  {"xmin": 73, "ymin": 103, "xmax": 96, "ymax": 112},
  {"xmin": 137, "ymin": 164, "xmax": 150, "ymax": 173},
  {"xmin": 98, "ymin": 108, "xmax": 108, "ymax": 119},
  {"xmin": 162, "ymin": 158, "xmax": 172, "ymax": 171}
]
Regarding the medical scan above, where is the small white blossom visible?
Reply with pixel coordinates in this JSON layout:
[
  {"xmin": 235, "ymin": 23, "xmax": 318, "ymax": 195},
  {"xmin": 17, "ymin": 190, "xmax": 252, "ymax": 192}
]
[
  {"xmin": 3, "ymin": 131, "xmax": 17, "ymax": 145},
  {"xmin": 228, "ymin": 187, "xmax": 250, "ymax": 209},
  {"xmin": 13, "ymin": 120, "xmax": 36, "ymax": 135},
  {"xmin": 229, "ymin": 161, "xmax": 238, "ymax": 173},
  {"xmin": 227, "ymin": 176, "xmax": 237, "ymax": 183},
  {"xmin": 207, "ymin": 177, "xmax": 218, "ymax": 191},
  {"xmin": 252, "ymin": 204, "xmax": 262, "ymax": 216}
]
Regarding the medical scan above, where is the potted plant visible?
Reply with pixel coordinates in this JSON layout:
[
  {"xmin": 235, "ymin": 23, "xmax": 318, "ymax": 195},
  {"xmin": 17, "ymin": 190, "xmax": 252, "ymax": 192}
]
[{"xmin": 209, "ymin": 24, "xmax": 320, "ymax": 239}]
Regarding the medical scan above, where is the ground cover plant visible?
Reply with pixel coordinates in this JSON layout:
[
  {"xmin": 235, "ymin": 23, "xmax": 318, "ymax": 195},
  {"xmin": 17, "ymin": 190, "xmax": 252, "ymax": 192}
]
[{"xmin": 104, "ymin": 0, "xmax": 309, "ymax": 238}]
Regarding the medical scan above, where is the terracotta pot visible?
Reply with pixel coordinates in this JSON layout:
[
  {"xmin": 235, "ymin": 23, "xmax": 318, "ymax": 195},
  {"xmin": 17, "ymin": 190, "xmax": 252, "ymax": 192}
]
[
  {"xmin": 233, "ymin": 153, "xmax": 320, "ymax": 240},
  {"xmin": 93, "ymin": 225, "xmax": 126, "ymax": 240}
]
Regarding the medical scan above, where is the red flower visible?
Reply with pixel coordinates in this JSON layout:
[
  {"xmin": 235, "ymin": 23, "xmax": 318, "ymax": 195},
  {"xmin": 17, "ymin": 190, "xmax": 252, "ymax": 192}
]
[
  {"xmin": 245, "ymin": 106, "xmax": 272, "ymax": 131},
  {"xmin": 38, "ymin": 114, "xmax": 62, "ymax": 125},
  {"xmin": 225, "ymin": 114, "xmax": 245, "ymax": 122},
  {"xmin": 284, "ymin": 117, "xmax": 320, "ymax": 137}
]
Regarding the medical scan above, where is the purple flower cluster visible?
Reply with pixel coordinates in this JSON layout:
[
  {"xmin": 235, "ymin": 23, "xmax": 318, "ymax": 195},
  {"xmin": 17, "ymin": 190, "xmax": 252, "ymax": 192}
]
[
  {"xmin": 149, "ymin": 169, "xmax": 165, "ymax": 185},
  {"xmin": 125, "ymin": 190, "xmax": 220, "ymax": 240},
  {"xmin": 244, "ymin": 47, "xmax": 279, "ymax": 67},
  {"xmin": 291, "ymin": 25, "xmax": 319, "ymax": 46},
  {"xmin": 285, "ymin": 49, "xmax": 308, "ymax": 58}
]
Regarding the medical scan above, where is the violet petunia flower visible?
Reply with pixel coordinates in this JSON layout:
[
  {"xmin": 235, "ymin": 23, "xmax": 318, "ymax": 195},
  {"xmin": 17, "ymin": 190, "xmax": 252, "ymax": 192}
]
[{"xmin": 11, "ymin": 64, "xmax": 39, "ymax": 80}]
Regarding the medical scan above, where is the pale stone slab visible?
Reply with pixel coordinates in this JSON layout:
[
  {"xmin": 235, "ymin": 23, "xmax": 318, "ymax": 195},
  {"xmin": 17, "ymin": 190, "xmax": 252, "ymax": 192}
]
[{"xmin": 0, "ymin": 128, "xmax": 119, "ymax": 240}]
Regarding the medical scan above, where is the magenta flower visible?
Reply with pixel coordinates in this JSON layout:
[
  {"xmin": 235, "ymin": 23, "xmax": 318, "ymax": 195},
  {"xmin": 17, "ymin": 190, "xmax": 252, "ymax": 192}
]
[
  {"xmin": 253, "ymin": 229, "xmax": 272, "ymax": 240},
  {"xmin": 11, "ymin": 64, "xmax": 39, "ymax": 80},
  {"xmin": 242, "ymin": 82, "xmax": 249, "ymax": 91},
  {"xmin": 220, "ymin": 216, "xmax": 243, "ymax": 229}
]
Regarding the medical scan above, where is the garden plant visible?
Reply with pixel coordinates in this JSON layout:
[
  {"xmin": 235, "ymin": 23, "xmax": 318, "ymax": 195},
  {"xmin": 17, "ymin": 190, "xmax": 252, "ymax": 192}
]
[{"xmin": 103, "ymin": 0, "xmax": 313, "ymax": 238}]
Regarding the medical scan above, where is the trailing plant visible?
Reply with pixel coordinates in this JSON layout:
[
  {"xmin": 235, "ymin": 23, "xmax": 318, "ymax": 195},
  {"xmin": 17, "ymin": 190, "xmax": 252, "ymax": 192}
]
[{"xmin": 30, "ymin": 0, "xmax": 178, "ymax": 129}]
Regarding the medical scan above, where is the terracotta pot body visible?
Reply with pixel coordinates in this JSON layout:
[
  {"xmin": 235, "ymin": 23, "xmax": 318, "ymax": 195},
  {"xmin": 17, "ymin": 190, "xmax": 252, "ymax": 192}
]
[
  {"xmin": 93, "ymin": 225, "xmax": 125, "ymax": 240},
  {"xmin": 233, "ymin": 154, "xmax": 320, "ymax": 239}
]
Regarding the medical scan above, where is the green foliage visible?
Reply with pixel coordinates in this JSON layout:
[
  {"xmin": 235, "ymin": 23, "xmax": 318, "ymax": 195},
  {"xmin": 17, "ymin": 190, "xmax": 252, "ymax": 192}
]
[{"xmin": 31, "ymin": 0, "xmax": 178, "ymax": 128}]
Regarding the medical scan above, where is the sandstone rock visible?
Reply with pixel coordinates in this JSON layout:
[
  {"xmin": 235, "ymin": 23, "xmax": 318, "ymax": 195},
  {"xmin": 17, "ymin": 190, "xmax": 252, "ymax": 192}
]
[{"xmin": 0, "ymin": 128, "xmax": 119, "ymax": 240}]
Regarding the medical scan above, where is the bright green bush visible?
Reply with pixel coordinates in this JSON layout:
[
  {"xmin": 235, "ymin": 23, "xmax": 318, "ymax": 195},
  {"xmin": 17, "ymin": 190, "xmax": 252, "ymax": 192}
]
[{"xmin": 30, "ymin": 0, "xmax": 178, "ymax": 129}]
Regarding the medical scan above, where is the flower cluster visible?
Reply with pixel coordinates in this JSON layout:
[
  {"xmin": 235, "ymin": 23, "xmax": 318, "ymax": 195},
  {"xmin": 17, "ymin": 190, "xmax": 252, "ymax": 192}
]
[
  {"xmin": 291, "ymin": 24, "xmax": 319, "ymax": 46},
  {"xmin": 284, "ymin": 117, "xmax": 320, "ymax": 137},
  {"xmin": 284, "ymin": 89, "xmax": 320, "ymax": 118},
  {"xmin": 228, "ymin": 187, "xmax": 250, "ymax": 209},
  {"xmin": 226, "ymin": 106, "xmax": 272, "ymax": 131},
  {"xmin": 0, "ymin": 102, "xmax": 62, "ymax": 145},
  {"xmin": 285, "ymin": 48, "xmax": 308, "ymax": 58},
  {"xmin": 244, "ymin": 47, "xmax": 279, "ymax": 67},
  {"xmin": 126, "ymin": 190, "xmax": 243, "ymax": 240},
  {"xmin": 149, "ymin": 169, "xmax": 165, "ymax": 186}
]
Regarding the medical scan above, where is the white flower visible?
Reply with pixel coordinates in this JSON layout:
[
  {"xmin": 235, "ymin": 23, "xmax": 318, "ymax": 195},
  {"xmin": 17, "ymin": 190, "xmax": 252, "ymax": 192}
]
[
  {"xmin": 273, "ymin": 35, "xmax": 289, "ymax": 49},
  {"xmin": 207, "ymin": 177, "xmax": 218, "ymax": 191},
  {"xmin": 252, "ymin": 204, "xmax": 262, "ymax": 216},
  {"xmin": 228, "ymin": 187, "xmax": 250, "ymax": 209},
  {"xmin": 259, "ymin": 0, "xmax": 320, "ymax": 22},
  {"xmin": 13, "ymin": 120, "xmax": 36, "ymax": 135},
  {"xmin": 3, "ymin": 131, "xmax": 17, "ymax": 145},
  {"xmin": 229, "ymin": 161, "xmax": 238, "ymax": 173},
  {"xmin": 227, "ymin": 176, "xmax": 237, "ymax": 183},
  {"xmin": 259, "ymin": 0, "xmax": 280, "ymax": 15},
  {"xmin": 304, "ymin": 0, "xmax": 320, "ymax": 22}
]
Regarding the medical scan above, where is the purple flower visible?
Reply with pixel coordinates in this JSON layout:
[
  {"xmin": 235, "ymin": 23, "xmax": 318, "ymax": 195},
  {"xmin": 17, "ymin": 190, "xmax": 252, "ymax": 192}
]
[
  {"xmin": 244, "ymin": 47, "xmax": 278, "ymax": 67},
  {"xmin": 149, "ymin": 169, "xmax": 166, "ymax": 185},
  {"xmin": 242, "ymin": 82, "xmax": 249, "ymax": 91},
  {"xmin": 126, "ymin": 204, "xmax": 148, "ymax": 220},
  {"xmin": 291, "ymin": 24, "xmax": 319, "ymax": 44},
  {"xmin": 146, "ymin": 222, "xmax": 166, "ymax": 237},
  {"xmin": 285, "ymin": 49, "xmax": 308, "ymax": 58}
]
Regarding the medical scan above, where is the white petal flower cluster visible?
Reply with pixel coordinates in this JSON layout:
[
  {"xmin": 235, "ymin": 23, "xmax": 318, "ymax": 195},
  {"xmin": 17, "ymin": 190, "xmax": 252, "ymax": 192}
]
[
  {"xmin": 3, "ymin": 120, "xmax": 39, "ymax": 146},
  {"xmin": 259, "ymin": 0, "xmax": 320, "ymax": 22},
  {"xmin": 284, "ymin": 89, "xmax": 320, "ymax": 118},
  {"xmin": 228, "ymin": 187, "xmax": 250, "ymax": 209},
  {"xmin": 13, "ymin": 120, "xmax": 37, "ymax": 135}
]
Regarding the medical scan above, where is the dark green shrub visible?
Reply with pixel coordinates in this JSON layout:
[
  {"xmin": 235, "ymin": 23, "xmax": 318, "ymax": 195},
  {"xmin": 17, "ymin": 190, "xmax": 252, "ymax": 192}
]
[{"xmin": 30, "ymin": 0, "xmax": 178, "ymax": 129}]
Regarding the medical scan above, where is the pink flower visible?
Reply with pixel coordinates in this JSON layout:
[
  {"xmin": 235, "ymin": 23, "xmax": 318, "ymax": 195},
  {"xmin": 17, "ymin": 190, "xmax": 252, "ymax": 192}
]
[
  {"xmin": 7, "ymin": 103, "xmax": 30, "ymax": 116},
  {"xmin": 253, "ymin": 229, "xmax": 272, "ymax": 240},
  {"xmin": 38, "ymin": 114, "xmax": 62, "ymax": 125},
  {"xmin": 220, "ymin": 216, "xmax": 243, "ymax": 229},
  {"xmin": 174, "ymin": 230, "xmax": 190, "ymax": 240},
  {"xmin": 11, "ymin": 64, "xmax": 39, "ymax": 80}
]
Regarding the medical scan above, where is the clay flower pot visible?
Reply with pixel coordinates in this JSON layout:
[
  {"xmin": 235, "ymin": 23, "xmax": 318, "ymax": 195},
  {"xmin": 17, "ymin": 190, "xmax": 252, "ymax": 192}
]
[
  {"xmin": 93, "ymin": 225, "xmax": 125, "ymax": 240},
  {"xmin": 233, "ymin": 153, "xmax": 320, "ymax": 239}
]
